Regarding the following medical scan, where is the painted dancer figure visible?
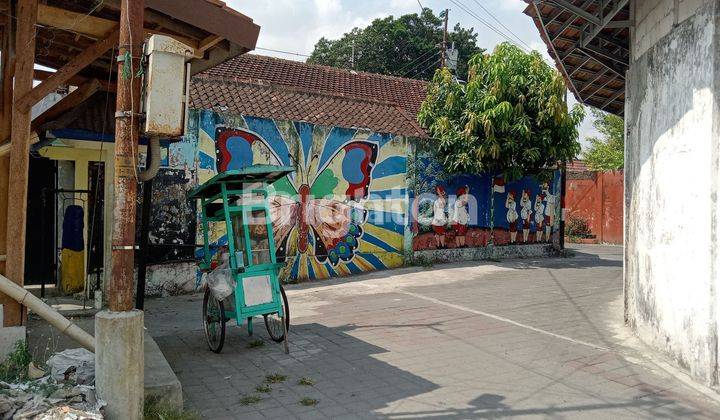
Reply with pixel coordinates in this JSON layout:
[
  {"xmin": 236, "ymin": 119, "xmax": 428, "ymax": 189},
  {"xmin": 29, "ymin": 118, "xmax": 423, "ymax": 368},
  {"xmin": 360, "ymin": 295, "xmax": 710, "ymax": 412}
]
[
  {"xmin": 519, "ymin": 189, "xmax": 532, "ymax": 243},
  {"xmin": 541, "ymin": 182, "xmax": 555, "ymax": 242},
  {"xmin": 534, "ymin": 193, "xmax": 545, "ymax": 242},
  {"xmin": 506, "ymin": 191, "xmax": 519, "ymax": 244},
  {"xmin": 451, "ymin": 185, "xmax": 470, "ymax": 248},
  {"xmin": 431, "ymin": 185, "xmax": 448, "ymax": 248}
]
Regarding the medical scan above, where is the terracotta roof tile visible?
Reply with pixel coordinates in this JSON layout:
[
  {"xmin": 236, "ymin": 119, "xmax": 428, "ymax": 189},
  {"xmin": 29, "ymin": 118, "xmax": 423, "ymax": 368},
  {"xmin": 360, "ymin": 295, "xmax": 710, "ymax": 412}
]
[{"xmin": 191, "ymin": 54, "xmax": 429, "ymax": 137}]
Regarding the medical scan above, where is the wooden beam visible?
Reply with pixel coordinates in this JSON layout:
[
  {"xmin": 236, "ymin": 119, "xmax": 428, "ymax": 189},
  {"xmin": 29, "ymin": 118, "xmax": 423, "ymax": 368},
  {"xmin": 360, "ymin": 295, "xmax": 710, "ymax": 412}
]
[
  {"xmin": 37, "ymin": 4, "xmax": 116, "ymax": 39},
  {"xmin": 33, "ymin": 69, "xmax": 115, "ymax": 92},
  {"xmin": 189, "ymin": 42, "xmax": 247, "ymax": 75},
  {"xmin": 38, "ymin": 2, "xmax": 200, "ymax": 50},
  {"xmin": 197, "ymin": 35, "xmax": 223, "ymax": 53},
  {"xmin": 548, "ymin": 0, "xmax": 601, "ymax": 25},
  {"xmin": 145, "ymin": 0, "xmax": 259, "ymax": 50},
  {"xmin": 5, "ymin": 0, "xmax": 38, "ymax": 327},
  {"xmin": 30, "ymin": 79, "xmax": 102, "ymax": 131},
  {"xmin": 16, "ymin": 26, "xmax": 118, "ymax": 112}
]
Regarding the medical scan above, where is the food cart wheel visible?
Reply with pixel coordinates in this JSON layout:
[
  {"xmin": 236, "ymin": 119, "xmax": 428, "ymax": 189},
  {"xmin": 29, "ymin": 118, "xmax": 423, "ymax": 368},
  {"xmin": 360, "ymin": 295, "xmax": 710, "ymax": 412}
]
[
  {"xmin": 264, "ymin": 285, "xmax": 290, "ymax": 343},
  {"xmin": 202, "ymin": 288, "xmax": 226, "ymax": 353}
]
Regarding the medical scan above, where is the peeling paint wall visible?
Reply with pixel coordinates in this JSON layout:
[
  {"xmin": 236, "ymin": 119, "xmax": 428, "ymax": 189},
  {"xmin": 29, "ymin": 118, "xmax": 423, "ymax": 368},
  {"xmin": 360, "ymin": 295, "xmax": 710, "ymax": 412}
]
[
  {"xmin": 145, "ymin": 262, "xmax": 197, "ymax": 297},
  {"xmin": 625, "ymin": 0, "xmax": 720, "ymax": 386}
]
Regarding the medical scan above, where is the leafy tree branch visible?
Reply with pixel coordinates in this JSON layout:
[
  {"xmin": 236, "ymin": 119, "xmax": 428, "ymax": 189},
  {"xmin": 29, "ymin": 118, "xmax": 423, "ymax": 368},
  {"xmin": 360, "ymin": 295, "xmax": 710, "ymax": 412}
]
[{"xmin": 417, "ymin": 42, "xmax": 584, "ymax": 180}]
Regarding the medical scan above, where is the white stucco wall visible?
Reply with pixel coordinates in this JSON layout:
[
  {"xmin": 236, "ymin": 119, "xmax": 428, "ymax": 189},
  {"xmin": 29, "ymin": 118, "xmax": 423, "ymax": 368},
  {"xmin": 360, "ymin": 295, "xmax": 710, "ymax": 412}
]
[{"xmin": 625, "ymin": 0, "xmax": 720, "ymax": 385}]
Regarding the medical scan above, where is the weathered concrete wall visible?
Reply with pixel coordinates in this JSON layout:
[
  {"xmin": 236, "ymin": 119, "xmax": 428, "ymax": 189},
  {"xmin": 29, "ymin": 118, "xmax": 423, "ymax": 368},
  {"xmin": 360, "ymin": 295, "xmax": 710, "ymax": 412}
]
[
  {"xmin": 145, "ymin": 262, "xmax": 197, "ymax": 297},
  {"xmin": 625, "ymin": 0, "xmax": 720, "ymax": 386}
]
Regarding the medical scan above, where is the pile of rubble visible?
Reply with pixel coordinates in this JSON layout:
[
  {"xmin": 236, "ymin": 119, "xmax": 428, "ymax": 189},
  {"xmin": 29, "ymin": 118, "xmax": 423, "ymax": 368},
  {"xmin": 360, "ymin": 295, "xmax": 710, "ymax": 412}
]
[{"xmin": 0, "ymin": 349, "xmax": 103, "ymax": 419}]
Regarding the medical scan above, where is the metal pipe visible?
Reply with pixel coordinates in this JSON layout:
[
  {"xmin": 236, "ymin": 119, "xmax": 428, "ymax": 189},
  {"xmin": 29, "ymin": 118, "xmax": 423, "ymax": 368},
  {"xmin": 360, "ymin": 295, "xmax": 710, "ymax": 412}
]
[
  {"xmin": 137, "ymin": 135, "xmax": 160, "ymax": 182},
  {"xmin": 135, "ymin": 141, "xmax": 154, "ymax": 310},
  {"xmin": 0, "ymin": 272, "xmax": 94, "ymax": 351},
  {"xmin": 109, "ymin": 0, "xmax": 144, "ymax": 311}
]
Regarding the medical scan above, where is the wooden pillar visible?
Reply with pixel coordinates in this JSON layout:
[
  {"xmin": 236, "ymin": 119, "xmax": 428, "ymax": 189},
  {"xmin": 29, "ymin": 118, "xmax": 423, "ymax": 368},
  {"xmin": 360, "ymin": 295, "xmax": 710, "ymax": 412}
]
[
  {"xmin": 4, "ymin": 0, "xmax": 37, "ymax": 326},
  {"xmin": 0, "ymin": 156, "xmax": 8, "ymax": 275},
  {"xmin": 0, "ymin": 12, "xmax": 14, "ymax": 280}
]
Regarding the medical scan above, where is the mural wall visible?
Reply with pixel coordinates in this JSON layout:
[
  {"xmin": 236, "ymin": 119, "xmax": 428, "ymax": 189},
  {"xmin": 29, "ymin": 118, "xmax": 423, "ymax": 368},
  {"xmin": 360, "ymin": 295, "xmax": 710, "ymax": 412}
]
[
  {"xmin": 408, "ymin": 146, "xmax": 561, "ymax": 252},
  {"xmin": 182, "ymin": 109, "xmax": 408, "ymax": 282},
  {"xmin": 160, "ymin": 109, "xmax": 563, "ymax": 284}
]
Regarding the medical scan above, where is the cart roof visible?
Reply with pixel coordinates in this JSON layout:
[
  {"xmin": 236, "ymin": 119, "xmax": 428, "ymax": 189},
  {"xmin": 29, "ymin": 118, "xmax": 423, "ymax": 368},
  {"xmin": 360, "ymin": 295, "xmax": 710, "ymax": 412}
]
[{"xmin": 188, "ymin": 165, "xmax": 295, "ymax": 199}]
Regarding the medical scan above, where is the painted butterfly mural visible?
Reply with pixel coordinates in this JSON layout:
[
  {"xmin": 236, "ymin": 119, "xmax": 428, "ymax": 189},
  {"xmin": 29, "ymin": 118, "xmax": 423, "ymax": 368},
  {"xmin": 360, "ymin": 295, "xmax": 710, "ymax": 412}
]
[{"xmin": 195, "ymin": 112, "xmax": 407, "ymax": 281}]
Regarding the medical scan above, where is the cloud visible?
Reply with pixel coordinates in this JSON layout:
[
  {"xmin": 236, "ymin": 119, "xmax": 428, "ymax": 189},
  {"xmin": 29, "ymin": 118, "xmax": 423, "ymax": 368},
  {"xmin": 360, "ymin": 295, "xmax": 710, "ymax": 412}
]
[{"xmin": 495, "ymin": 0, "xmax": 528, "ymax": 12}]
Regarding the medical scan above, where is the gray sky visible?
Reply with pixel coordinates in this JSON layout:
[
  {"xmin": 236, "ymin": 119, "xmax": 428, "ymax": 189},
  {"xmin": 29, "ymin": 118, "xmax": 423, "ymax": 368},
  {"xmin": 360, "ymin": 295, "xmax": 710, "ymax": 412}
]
[{"xmin": 227, "ymin": 0, "xmax": 600, "ymax": 147}]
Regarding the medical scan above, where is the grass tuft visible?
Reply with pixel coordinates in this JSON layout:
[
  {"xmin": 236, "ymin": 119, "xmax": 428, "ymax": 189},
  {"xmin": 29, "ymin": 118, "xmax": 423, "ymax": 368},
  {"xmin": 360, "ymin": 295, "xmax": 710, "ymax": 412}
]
[
  {"xmin": 144, "ymin": 395, "xmax": 199, "ymax": 420},
  {"xmin": 297, "ymin": 377, "xmax": 315, "ymax": 386},
  {"xmin": 239, "ymin": 395, "xmax": 262, "ymax": 405},
  {"xmin": 264, "ymin": 373, "xmax": 287, "ymax": 384},
  {"xmin": 299, "ymin": 397, "xmax": 318, "ymax": 406},
  {"xmin": 255, "ymin": 384, "xmax": 272, "ymax": 393},
  {"xmin": 0, "ymin": 341, "xmax": 32, "ymax": 383},
  {"xmin": 247, "ymin": 339, "xmax": 265, "ymax": 349}
]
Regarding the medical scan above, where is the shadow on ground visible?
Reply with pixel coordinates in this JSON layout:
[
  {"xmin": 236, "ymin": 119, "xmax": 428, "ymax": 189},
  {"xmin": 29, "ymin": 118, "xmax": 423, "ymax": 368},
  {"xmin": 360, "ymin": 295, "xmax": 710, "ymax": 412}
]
[{"xmin": 154, "ymin": 321, "xmax": 439, "ymax": 418}]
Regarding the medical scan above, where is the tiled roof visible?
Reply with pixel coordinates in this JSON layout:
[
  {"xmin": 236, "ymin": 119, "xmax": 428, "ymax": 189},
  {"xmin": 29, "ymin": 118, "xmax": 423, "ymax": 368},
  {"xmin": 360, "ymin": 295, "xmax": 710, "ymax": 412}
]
[
  {"xmin": 567, "ymin": 160, "xmax": 589, "ymax": 172},
  {"xmin": 190, "ymin": 76, "xmax": 428, "ymax": 138},
  {"xmin": 191, "ymin": 54, "xmax": 429, "ymax": 138}
]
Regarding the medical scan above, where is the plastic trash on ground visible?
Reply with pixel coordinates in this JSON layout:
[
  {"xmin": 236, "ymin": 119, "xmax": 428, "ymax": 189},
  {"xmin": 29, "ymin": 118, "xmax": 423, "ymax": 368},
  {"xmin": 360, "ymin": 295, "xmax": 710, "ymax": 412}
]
[{"xmin": 46, "ymin": 348, "xmax": 95, "ymax": 385}]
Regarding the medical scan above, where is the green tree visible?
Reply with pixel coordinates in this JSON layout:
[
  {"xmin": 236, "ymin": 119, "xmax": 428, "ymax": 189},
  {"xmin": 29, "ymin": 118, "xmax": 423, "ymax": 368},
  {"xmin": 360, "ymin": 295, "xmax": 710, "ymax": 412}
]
[
  {"xmin": 307, "ymin": 9, "xmax": 483, "ymax": 81},
  {"xmin": 582, "ymin": 109, "xmax": 624, "ymax": 171},
  {"xmin": 417, "ymin": 42, "xmax": 585, "ymax": 180}
]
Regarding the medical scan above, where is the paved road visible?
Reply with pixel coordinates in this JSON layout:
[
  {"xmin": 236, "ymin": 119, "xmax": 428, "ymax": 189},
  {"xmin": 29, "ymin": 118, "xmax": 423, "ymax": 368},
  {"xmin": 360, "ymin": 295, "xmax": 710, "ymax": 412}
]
[{"xmin": 146, "ymin": 245, "xmax": 720, "ymax": 419}]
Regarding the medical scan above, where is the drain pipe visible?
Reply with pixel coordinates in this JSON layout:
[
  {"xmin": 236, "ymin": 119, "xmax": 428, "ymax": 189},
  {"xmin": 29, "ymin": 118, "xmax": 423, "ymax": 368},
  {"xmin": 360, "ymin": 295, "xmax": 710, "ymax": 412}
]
[
  {"xmin": 0, "ymin": 273, "xmax": 95, "ymax": 352},
  {"xmin": 137, "ymin": 135, "xmax": 160, "ymax": 182}
]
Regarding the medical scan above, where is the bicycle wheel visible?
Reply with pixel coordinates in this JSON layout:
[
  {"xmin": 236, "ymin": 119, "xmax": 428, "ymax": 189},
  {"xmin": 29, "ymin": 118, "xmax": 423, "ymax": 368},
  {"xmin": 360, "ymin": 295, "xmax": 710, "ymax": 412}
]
[
  {"xmin": 202, "ymin": 288, "xmax": 226, "ymax": 353},
  {"xmin": 264, "ymin": 285, "xmax": 289, "ymax": 343}
]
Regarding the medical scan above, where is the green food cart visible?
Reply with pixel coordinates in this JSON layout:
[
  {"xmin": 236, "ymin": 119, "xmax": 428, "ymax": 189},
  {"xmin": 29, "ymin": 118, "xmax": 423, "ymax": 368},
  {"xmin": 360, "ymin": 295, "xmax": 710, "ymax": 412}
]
[{"xmin": 189, "ymin": 165, "xmax": 294, "ymax": 353}]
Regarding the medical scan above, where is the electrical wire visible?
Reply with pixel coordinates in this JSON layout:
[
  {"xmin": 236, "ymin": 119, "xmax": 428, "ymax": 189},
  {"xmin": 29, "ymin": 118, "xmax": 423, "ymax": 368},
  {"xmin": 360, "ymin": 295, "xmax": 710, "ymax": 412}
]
[
  {"xmin": 411, "ymin": 58, "xmax": 441, "ymax": 79},
  {"xmin": 402, "ymin": 51, "xmax": 440, "ymax": 78},
  {"xmin": 448, "ymin": 0, "xmax": 530, "ymax": 52},
  {"xmin": 396, "ymin": 47, "xmax": 439, "ymax": 76},
  {"xmin": 85, "ymin": 44, "xmax": 116, "ymax": 298},
  {"xmin": 469, "ymin": 0, "xmax": 532, "ymax": 50},
  {"xmin": 125, "ymin": 0, "xmax": 139, "ymax": 182},
  {"xmin": 255, "ymin": 47, "xmax": 311, "ymax": 58}
]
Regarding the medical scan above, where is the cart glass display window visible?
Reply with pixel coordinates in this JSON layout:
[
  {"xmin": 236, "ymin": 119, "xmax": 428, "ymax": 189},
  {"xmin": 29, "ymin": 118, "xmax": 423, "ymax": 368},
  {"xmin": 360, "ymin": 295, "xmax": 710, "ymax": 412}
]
[
  {"xmin": 249, "ymin": 209, "xmax": 271, "ymax": 266},
  {"xmin": 230, "ymin": 214, "xmax": 248, "ymax": 268}
]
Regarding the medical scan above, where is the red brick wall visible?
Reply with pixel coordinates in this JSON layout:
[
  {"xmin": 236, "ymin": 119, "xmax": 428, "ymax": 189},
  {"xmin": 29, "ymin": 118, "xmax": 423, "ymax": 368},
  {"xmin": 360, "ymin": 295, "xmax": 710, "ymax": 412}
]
[{"xmin": 566, "ymin": 171, "xmax": 623, "ymax": 244}]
